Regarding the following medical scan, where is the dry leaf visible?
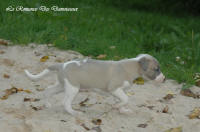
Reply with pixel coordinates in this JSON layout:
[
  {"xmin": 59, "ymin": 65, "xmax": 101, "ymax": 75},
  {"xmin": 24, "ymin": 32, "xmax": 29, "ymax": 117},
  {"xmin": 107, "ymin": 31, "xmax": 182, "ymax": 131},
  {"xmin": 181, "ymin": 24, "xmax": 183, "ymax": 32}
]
[
  {"xmin": 23, "ymin": 89, "xmax": 32, "ymax": 93},
  {"xmin": 163, "ymin": 94, "xmax": 174, "ymax": 100},
  {"xmin": 188, "ymin": 107, "xmax": 200, "ymax": 119},
  {"xmin": 79, "ymin": 98, "xmax": 89, "ymax": 107},
  {"xmin": 0, "ymin": 39, "xmax": 8, "ymax": 45},
  {"xmin": 40, "ymin": 56, "xmax": 49, "ymax": 62},
  {"xmin": 180, "ymin": 89, "xmax": 200, "ymax": 99},
  {"xmin": 0, "ymin": 87, "xmax": 17, "ymax": 100},
  {"xmin": 1, "ymin": 95, "xmax": 9, "ymax": 100},
  {"xmin": 30, "ymin": 105, "xmax": 43, "ymax": 111},
  {"xmin": 0, "ymin": 87, "xmax": 32, "ymax": 100},
  {"xmin": 162, "ymin": 105, "xmax": 169, "ymax": 113},
  {"xmin": 137, "ymin": 123, "xmax": 148, "ymax": 128},
  {"xmin": 165, "ymin": 127, "xmax": 182, "ymax": 132},
  {"xmin": 60, "ymin": 120, "xmax": 67, "ymax": 122},
  {"xmin": 80, "ymin": 123, "xmax": 90, "ymax": 131},
  {"xmin": 36, "ymin": 87, "xmax": 45, "ymax": 91},
  {"xmin": 3, "ymin": 74, "xmax": 10, "ymax": 79},
  {"xmin": 24, "ymin": 98, "xmax": 40, "ymax": 102},
  {"xmin": 97, "ymin": 54, "xmax": 106, "ymax": 59},
  {"xmin": 92, "ymin": 119, "xmax": 102, "ymax": 125},
  {"xmin": 133, "ymin": 77, "xmax": 144, "ymax": 85}
]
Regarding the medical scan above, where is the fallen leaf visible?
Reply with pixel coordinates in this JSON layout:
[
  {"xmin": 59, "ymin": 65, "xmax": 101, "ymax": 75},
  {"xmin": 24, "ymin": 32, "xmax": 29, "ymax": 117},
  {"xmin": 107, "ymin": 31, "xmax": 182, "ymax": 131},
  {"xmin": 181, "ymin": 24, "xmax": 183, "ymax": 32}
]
[
  {"xmin": 97, "ymin": 54, "xmax": 106, "ymax": 59},
  {"xmin": 79, "ymin": 98, "xmax": 89, "ymax": 107},
  {"xmin": 0, "ymin": 39, "xmax": 8, "ymax": 45},
  {"xmin": 163, "ymin": 94, "xmax": 174, "ymax": 100},
  {"xmin": 133, "ymin": 77, "xmax": 144, "ymax": 85},
  {"xmin": 188, "ymin": 107, "xmax": 200, "ymax": 119},
  {"xmin": 91, "ymin": 126, "xmax": 102, "ymax": 132},
  {"xmin": 23, "ymin": 89, "xmax": 32, "ymax": 93},
  {"xmin": 165, "ymin": 127, "xmax": 182, "ymax": 132},
  {"xmin": 92, "ymin": 119, "xmax": 102, "ymax": 125},
  {"xmin": 80, "ymin": 123, "xmax": 90, "ymax": 131},
  {"xmin": 30, "ymin": 105, "xmax": 43, "ymax": 111},
  {"xmin": 162, "ymin": 105, "xmax": 169, "ymax": 113},
  {"xmin": 1, "ymin": 95, "xmax": 9, "ymax": 100},
  {"xmin": 3, "ymin": 74, "xmax": 10, "ymax": 79},
  {"xmin": 40, "ymin": 56, "xmax": 49, "ymax": 62},
  {"xmin": 24, "ymin": 98, "xmax": 40, "ymax": 102},
  {"xmin": 137, "ymin": 123, "xmax": 148, "ymax": 128},
  {"xmin": 180, "ymin": 89, "xmax": 200, "ymax": 99},
  {"xmin": 17, "ymin": 88, "xmax": 24, "ymax": 91},
  {"xmin": 36, "ymin": 87, "xmax": 45, "ymax": 91},
  {"xmin": 0, "ymin": 87, "xmax": 17, "ymax": 100},
  {"xmin": 60, "ymin": 120, "xmax": 67, "ymax": 122},
  {"xmin": 0, "ymin": 87, "xmax": 32, "ymax": 100}
]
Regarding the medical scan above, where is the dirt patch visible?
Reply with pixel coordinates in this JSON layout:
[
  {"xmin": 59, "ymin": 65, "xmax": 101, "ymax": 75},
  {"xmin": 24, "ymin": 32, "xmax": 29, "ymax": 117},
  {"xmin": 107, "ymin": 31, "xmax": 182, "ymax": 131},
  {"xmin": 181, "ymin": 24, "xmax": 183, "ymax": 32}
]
[{"xmin": 0, "ymin": 44, "xmax": 200, "ymax": 132}]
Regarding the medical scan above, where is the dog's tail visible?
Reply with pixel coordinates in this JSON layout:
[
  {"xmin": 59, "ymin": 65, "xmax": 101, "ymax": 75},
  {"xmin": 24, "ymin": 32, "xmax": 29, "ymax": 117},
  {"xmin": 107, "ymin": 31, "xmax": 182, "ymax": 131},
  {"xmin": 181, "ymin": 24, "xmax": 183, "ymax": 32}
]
[
  {"xmin": 24, "ymin": 69, "xmax": 50, "ymax": 81},
  {"xmin": 24, "ymin": 64, "xmax": 63, "ymax": 81},
  {"xmin": 24, "ymin": 61, "xmax": 80, "ymax": 81}
]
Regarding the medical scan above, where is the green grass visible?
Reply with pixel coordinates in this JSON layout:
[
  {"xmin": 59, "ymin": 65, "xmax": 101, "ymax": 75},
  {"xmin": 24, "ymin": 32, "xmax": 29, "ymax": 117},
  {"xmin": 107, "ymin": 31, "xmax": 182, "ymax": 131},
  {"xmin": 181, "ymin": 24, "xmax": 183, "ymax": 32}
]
[{"xmin": 0, "ymin": 0, "xmax": 200, "ymax": 84}]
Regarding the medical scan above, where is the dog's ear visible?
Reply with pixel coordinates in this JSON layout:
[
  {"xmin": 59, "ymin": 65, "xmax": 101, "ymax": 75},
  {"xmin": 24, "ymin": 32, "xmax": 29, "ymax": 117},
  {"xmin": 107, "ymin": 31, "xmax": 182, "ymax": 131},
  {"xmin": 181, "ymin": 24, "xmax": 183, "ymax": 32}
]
[{"xmin": 138, "ymin": 57, "xmax": 149, "ymax": 71}]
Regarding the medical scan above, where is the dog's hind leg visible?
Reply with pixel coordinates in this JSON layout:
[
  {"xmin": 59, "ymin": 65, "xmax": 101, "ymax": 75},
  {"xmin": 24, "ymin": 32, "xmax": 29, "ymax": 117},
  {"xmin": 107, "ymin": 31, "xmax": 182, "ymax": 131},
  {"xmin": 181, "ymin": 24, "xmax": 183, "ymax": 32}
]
[
  {"xmin": 62, "ymin": 78, "xmax": 81, "ymax": 116},
  {"xmin": 41, "ymin": 73, "xmax": 65, "ymax": 108}
]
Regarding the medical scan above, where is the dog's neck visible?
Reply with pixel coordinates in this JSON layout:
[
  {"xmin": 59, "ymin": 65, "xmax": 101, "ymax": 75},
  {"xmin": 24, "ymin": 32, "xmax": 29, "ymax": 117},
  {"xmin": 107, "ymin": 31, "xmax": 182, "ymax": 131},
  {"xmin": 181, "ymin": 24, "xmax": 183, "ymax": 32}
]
[{"xmin": 120, "ymin": 59, "xmax": 142, "ymax": 81}]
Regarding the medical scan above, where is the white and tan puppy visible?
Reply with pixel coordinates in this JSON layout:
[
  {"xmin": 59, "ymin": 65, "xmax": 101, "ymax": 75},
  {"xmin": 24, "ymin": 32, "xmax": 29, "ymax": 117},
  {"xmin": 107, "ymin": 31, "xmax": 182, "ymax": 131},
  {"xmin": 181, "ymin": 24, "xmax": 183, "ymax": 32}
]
[{"xmin": 25, "ymin": 54, "xmax": 165, "ymax": 115}]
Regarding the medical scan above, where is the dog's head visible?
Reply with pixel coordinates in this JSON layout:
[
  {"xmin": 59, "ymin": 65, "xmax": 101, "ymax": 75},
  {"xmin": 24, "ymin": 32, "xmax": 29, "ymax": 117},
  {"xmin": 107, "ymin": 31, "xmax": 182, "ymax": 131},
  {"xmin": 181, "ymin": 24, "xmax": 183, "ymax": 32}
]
[{"xmin": 137, "ymin": 54, "xmax": 165, "ymax": 83}]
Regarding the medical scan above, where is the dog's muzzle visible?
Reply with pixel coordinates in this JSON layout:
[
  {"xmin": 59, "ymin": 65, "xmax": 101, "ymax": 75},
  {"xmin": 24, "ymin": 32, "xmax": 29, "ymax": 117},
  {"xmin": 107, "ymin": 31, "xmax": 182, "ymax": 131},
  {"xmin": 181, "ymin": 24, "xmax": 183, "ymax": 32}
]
[{"xmin": 155, "ymin": 73, "xmax": 165, "ymax": 83}]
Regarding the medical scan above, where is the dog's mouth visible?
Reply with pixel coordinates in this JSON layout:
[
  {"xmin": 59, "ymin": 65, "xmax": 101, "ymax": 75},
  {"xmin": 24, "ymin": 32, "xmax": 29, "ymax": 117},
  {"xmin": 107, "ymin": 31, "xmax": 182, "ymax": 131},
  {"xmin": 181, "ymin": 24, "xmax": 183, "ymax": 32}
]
[{"xmin": 155, "ymin": 73, "xmax": 165, "ymax": 83}]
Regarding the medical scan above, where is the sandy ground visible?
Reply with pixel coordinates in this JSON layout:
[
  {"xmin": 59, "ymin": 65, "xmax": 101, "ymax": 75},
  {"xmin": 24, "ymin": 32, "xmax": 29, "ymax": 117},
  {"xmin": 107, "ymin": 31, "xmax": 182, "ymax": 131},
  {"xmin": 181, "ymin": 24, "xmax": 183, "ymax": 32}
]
[{"xmin": 0, "ymin": 44, "xmax": 200, "ymax": 132}]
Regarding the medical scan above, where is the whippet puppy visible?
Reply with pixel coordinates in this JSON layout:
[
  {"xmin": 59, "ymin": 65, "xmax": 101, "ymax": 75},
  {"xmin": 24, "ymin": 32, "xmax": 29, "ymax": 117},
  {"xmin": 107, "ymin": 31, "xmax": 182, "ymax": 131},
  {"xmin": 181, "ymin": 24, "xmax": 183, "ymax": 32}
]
[{"xmin": 25, "ymin": 54, "xmax": 165, "ymax": 115}]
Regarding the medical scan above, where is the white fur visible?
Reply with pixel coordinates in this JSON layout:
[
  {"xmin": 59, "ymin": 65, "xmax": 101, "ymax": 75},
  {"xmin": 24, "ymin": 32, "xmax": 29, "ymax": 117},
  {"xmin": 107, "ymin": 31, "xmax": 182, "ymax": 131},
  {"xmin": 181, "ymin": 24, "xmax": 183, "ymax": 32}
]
[
  {"xmin": 131, "ymin": 54, "xmax": 149, "ymax": 61},
  {"xmin": 83, "ymin": 58, "xmax": 88, "ymax": 63},
  {"xmin": 24, "ymin": 69, "xmax": 50, "ymax": 81},
  {"xmin": 63, "ymin": 61, "xmax": 80, "ymax": 69},
  {"xmin": 25, "ymin": 55, "xmax": 164, "ymax": 116},
  {"xmin": 155, "ymin": 73, "xmax": 165, "ymax": 83},
  {"xmin": 63, "ymin": 78, "xmax": 80, "ymax": 115}
]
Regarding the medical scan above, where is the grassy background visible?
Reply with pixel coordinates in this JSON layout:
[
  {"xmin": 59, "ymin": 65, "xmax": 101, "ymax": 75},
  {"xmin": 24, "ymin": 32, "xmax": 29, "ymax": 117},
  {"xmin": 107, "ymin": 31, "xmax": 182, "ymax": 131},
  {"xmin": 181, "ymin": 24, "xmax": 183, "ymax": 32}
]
[{"xmin": 0, "ymin": 0, "xmax": 200, "ymax": 84}]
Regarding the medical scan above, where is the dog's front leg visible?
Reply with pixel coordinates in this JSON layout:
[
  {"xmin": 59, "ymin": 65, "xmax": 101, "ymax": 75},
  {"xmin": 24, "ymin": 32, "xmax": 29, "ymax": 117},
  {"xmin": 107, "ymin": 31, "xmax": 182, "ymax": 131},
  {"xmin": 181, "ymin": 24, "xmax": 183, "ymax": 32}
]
[
  {"xmin": 112, "ymin": 88, "xmax": 132, "ymax": 114},
  {"xmin": 63, "ymin": 79, "xmax": 81, "ymax": 116}
]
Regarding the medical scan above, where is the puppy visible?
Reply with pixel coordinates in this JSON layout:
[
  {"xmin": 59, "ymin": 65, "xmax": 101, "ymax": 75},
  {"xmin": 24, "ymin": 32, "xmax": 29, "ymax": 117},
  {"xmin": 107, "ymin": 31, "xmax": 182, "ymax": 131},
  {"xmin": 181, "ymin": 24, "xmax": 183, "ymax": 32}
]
[{"xmin": 25, "ymin": 54, "xmax": 165, "ymax": 115}]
